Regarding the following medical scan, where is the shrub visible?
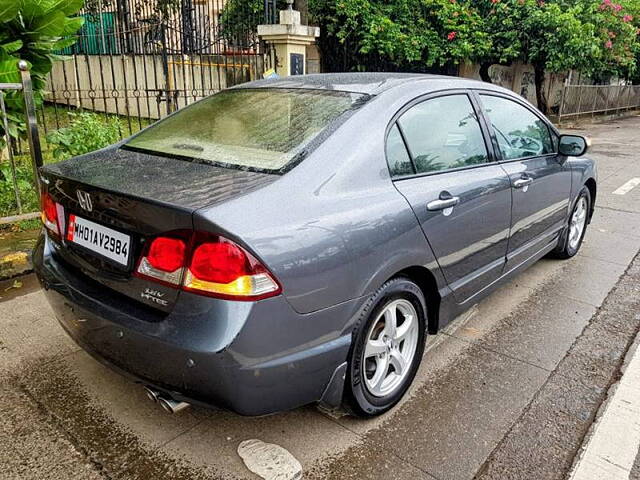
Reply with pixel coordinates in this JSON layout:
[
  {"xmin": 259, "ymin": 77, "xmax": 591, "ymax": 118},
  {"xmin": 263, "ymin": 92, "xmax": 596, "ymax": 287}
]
[
  {"xmin": 46, "ymin": 112, "xmax": 121, "ymax": 161},
  {"xmin": 0, "ymin": 0, "xmax": 85, "ymax": 145},
  {"xmin": 0, "ymin": 162, "xmax": 38, "ymax": 217}
]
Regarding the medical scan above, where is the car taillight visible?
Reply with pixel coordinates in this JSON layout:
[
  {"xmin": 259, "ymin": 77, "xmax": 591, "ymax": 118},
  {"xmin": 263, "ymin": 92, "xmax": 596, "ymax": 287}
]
[
  {"xmin": 136, "ymin": 236, "xmax": 187, "ymax": 286},
  {"xmin": 135, "ymin": 233, "xmax": 281, "ymax": 301},
  {"xmin": 41, "ymin": 191, "xmax": 59, "ymax": 235},
  {"xmin": 183, "ymin": 237, "xmax": 280, "ymax": 300}
]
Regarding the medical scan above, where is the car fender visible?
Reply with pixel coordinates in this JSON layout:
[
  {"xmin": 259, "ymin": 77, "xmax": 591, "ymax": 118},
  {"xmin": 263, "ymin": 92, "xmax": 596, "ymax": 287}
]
[
  {"xmin": 350, "ymin": 204, "xmax": 445, "ymax": 301},
  {"xmin": 567, "ymin": 156, "xmax": 597, "ymax": 216}
]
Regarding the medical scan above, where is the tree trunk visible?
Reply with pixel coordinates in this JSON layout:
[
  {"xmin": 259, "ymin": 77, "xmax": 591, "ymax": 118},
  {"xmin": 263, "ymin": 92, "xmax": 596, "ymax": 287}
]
[
  {"xmin": 534, "ymin": 64, "xmax": 548, "ymax": 114},
  {"xmin": 479, "ymin": 62, "xmax": 492, "ymax": 83}
]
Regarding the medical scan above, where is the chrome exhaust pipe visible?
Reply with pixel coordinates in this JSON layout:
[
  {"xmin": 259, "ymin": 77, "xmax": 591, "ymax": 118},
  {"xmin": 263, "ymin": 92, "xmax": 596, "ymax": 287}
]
[
  {"xmin": 158, "ymin": 396, "xmax": 190, "ymax": 414},
  {"xmin": 143, "ymin": 386, "xmax": 161, "ymax": 403}
]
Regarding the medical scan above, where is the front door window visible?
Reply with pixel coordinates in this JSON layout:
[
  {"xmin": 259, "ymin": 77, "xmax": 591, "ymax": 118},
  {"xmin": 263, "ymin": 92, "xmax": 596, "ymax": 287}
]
[{"xmin": 480, "ymin": 95, "xmax": 554, "ymax": 160}]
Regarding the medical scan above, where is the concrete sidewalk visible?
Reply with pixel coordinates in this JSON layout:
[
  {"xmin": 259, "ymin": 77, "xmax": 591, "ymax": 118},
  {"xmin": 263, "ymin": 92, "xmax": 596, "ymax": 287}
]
[{"xmin": 568, "ymin": 331, "xmax": 640, "ymax": 480}]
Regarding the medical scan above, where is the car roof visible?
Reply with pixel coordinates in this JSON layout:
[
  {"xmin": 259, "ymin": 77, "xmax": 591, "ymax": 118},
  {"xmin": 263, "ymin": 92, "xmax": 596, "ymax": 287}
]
[{"xmin": 233, "ymin": 72, "xmax": 504, "ymax": 96}]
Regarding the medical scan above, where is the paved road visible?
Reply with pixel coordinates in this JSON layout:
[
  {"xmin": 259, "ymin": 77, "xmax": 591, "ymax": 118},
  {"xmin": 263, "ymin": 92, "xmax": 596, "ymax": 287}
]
[{"xmin": 2, "ymin": 115, "xmax": 640, "ymax": 480}]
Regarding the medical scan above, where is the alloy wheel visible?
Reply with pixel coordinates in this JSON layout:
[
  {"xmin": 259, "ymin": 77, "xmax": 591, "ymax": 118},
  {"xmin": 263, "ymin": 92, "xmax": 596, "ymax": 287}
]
[
  {"xmin": 569, "ymin": 197, "xmax": 588, "ymax": 250},
  {"xmin": 362, "ymin": 298, "xmax": 420, "ymax": 397}
]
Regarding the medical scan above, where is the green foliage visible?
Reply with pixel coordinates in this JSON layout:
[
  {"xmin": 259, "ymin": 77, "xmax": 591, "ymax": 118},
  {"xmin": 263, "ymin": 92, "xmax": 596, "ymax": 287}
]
[
  {"xmin": 309, "ymin": 0, "xmax": 491, "ymax": 72},
  {"xmin": 0, "ymin": 0, "xmax": 84, "ymax": 86},
  {"xmin": 357, "ymin": 0, "xmax": 490, "ymax": 66},
  {"xmin": 308, "ymin": 0, "xmax": 640, "ymax": 111},
  {"xmin": 214, "ymin": 0, "xmax": 640, "ymax": 86},
  {"xmin": 84, "ymin": 0, "xmax": 180, "ymax": 22},
  {"xmin": 0, "ymin": 162, "xmax": 39, "ymax": 217},
  {"xmin": 580, "ymin": 0, "xmax": 638, "ymax": 80},
  {"xmin": 220, "ymin": 0, "xmax": 287, "ymax": 45},
  {"xmin": 46, "ymin": 112, "xmax": 121, "ymax": 161},
  {"xmin": 516, "ymin": 0, "xmax": 639, "ymax": 109},
  {"xmin": 0, "ymin": 0, "xmax": 84, "ymax": 144},
  {"xmin": 520, "ymin": 3, "xmax": 595, "ymax": 73},
  {"xmin": 473, "ymin": 0, "xmax": 529, "ymax": 66}
]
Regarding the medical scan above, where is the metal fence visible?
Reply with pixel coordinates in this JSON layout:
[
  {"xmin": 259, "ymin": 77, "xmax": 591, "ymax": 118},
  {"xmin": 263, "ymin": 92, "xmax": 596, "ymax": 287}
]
[
  {"xmin": 558, "ymin": 84, "xmax": 640, "ymax": 122},
  {"xmin": 2, "ymin": 2, "xmax": 279, "ymax": 222},
  {"xmin": 1, "ymin": 62, "xmax": 44, "ymax": 224},
  {"xmin": 41, "ymin": 0, "xmax": 278, "ymax": 139}
]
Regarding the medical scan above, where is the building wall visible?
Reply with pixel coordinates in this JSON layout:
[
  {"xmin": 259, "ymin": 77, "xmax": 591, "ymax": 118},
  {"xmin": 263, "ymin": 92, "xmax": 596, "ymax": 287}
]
[
  {"xmin": 46, "ymin": 53, "xmax": 262, "ymax": 119},
  {"xmin": 458, "ymin": 61, "xmax": 568, "ymax": 112}
]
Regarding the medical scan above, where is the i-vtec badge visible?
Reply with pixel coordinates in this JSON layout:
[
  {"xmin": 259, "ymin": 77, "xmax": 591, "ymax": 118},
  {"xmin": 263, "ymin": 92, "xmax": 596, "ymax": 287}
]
[
  {"xmin": 141, "ymin": 288, "xmax": 169, "ymax": 306},
  {"xmin": 76, "ymin": 189, "xmax": 93, "ymax": 212}
]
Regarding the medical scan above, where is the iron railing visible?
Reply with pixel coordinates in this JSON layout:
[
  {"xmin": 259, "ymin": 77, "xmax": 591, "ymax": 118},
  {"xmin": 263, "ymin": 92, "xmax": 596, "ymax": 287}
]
[
  {"xmin": 558, "ymin": 84, "xmax": 640, "ymax": 122},
  {"xmin": 41, "ymin": 0, "xmax": 277, "ymax": 139},
  {"xmin": 1, "ymin": 61, "xmax": 44, "ymax": 223}
]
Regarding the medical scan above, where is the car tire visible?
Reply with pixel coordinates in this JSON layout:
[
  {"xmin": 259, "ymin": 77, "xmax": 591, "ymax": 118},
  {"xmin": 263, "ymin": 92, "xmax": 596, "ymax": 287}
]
[
  {"xmin": 550, "ymin": 185, "xmax": 591, "ymax": 259},
  {"xmin": 344, "ymin": 277, "xmax": 427, "ymax": 417}
]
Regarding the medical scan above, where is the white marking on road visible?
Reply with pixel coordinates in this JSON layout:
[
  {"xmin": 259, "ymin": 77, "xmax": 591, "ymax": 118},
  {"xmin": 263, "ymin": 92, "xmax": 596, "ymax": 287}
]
[
  {"xmin": 569, "ymin": 341, "xmax": 640, "ymax": 480},
  {"xmin": 613, "ymin": 178, "xmax": 640, "ymax": 195},
  {"xmin": 238, "ymin": 439, "xmax": 302, "ymax": 480}
]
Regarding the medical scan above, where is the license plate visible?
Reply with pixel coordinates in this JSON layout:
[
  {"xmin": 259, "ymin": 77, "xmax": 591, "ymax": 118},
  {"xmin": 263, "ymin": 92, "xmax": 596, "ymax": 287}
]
[{"xmin": 66, "ymin": 214, "xmax": 131, "ymax": 266}]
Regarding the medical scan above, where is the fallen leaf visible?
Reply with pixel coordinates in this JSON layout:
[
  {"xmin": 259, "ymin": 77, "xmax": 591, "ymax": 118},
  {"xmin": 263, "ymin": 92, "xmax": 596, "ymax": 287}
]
[
  {"xmin": 4, "ymin": 280, "xmax": 22, "ymax": 292},
  {"xmin": 462, "ymin": 327, "xmax": 481, "ymax": 337},
  {"xmin": 1, "ymin": 252, "xmax": 28, "ymax": 265}
]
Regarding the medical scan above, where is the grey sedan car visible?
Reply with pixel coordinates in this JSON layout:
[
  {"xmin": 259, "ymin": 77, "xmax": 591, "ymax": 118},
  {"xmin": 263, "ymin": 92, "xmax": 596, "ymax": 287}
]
[{"xmin": 34, "ymin": 73, "xmax": 596, "ymax": 417}]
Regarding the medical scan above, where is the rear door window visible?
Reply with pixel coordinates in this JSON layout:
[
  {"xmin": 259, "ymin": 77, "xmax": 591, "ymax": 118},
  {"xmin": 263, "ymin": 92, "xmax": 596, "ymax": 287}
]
[
  {"xmin": 397, "ymin": 94, "xmax": 489, "ymax": 174},
  {"xmin": 386, "ymin": 124, "xmax": 414, "ymax": 176},
  {"xmin": 125, "ymin": 88, "xmax": 368, "ymax": 173}
]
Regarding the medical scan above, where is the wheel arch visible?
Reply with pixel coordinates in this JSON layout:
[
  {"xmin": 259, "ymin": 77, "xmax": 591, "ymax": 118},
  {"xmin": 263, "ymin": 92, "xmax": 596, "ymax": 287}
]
[
  {"xmin": 584, "ymin": 177, "xmax": 597, "ymax": 222},
  {"xmin": 392, "ymin": 265, "xmax": 441, "ymax": 334}
]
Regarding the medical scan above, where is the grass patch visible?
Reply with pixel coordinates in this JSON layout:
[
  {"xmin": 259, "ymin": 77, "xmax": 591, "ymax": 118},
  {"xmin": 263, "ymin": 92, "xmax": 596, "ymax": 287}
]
[
  {"xmin": 1, "ymin": 104, "xmax": 157, "ymax": 219},
  {"xmin": 38, "ymin": 104, "xmax": 154, "ymax": 140},
  {"xmin": 0, "ymin": 218, "xmax": 41, "ymax": 233}
]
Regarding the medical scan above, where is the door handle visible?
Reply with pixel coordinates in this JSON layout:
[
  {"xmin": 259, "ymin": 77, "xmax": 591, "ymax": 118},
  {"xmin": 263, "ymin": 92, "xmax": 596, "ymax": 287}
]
[
  {"xmin": 427, "ymin": 196, "xmax": 460, "ymax": 211},
  {"xmin": 513, "ymin": 177, "xmax": 533, "ymax": 189}
]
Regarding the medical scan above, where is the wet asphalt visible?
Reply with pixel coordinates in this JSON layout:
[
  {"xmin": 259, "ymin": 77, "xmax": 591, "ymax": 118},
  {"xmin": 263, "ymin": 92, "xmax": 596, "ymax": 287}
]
[{"xmin": 1, "ymin": 114, "xmax": 640, "ymax": 479}]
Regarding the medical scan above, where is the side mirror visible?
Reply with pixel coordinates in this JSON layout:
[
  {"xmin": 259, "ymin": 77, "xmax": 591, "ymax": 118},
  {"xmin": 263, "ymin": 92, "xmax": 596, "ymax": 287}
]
[{"xmin": 558, "ymin": 134, "xmax": 589, "ymax": 157}]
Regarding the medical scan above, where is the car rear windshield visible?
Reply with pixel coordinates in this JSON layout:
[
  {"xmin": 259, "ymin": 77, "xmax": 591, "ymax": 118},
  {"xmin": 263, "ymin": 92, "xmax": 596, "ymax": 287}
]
[{"xmin": 125, "ymin": 88, "xmax": 367, "ymax": 173}]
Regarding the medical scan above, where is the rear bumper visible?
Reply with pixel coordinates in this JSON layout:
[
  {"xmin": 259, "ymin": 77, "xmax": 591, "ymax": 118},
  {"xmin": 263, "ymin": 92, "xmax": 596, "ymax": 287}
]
[{"xmin": 34, "ymin": 234, "xmax": 357, "ymax": 416}]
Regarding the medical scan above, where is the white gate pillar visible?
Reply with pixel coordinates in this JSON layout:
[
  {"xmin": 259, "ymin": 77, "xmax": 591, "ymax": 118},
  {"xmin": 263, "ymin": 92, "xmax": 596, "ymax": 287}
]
[{"xmin": 258, "ymin": 2, "xmax": 319, "ymax": 77}]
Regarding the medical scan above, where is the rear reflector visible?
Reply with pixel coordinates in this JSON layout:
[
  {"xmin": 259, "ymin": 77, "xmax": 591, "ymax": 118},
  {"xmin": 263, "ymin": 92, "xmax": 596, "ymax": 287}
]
[
  {"xmin": 41, "ymin": 191, "xmax": 59, "ymax": 236},
  {"xmin": 135, "ymin": 233, "xmax": 281, "ymax": 301}
]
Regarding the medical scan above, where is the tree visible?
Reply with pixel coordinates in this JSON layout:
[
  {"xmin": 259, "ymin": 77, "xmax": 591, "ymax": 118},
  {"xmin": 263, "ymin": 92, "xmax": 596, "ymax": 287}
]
[
  {"xmin": 471, "ymin": 0, "xmax": 638, "ymax": 111},
  {"xmin": 519, "ymin": 2, "xmax": 598, "ymax": 112},
  {"xmin": 309, "ymin": 0, "xmax": 492, "ymax": 73},
  {"xmin": 580, "ymin": 0, "xmax": 638, "ymax": 81},
  {"xmin": 307, "ymin": 0, "xmax": 640, "ymax": 112},
  {"xmin": 624, "ymin": 0, "xmax": 640, "ymax": 83},
  {"xmin": 471, "ymin": 0, "xmax": 530, "ymax": 83},
  {"xmin": 0, "ymin": 0, "xmax": 85, "ymax": 140},
  {"xmin": 220, "ymin": 0, "xmax": 287, "ymax": 47}
]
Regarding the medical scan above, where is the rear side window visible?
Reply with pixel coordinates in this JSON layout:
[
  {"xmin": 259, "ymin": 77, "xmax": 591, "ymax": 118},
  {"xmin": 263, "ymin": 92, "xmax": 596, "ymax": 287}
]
[
  {"xmin": 398, "ymin": 94, "xmax": 489, "ymax": 174},
  {"xmin": 480, "ymin": 94, "xmax": 553, "ymax": 160},
  {"xmin": 126, "ymin": 88, "xmax": 367, "ymax": 173},
  {"xmin": 386, "ymin": 124, "xmax": 414, "ymax": 176}
]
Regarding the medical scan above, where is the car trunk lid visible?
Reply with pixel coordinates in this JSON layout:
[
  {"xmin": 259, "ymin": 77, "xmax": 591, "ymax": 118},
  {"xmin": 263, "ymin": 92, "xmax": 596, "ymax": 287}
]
[{"xmin": 41, "ymin": 146, "xmax": 277, "ymax": 313}]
